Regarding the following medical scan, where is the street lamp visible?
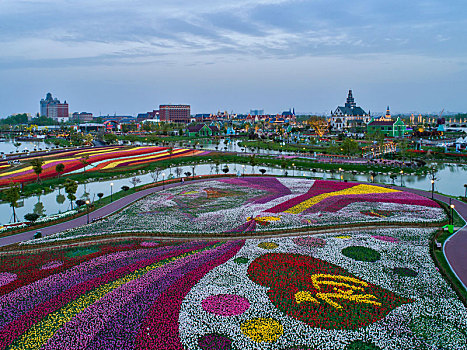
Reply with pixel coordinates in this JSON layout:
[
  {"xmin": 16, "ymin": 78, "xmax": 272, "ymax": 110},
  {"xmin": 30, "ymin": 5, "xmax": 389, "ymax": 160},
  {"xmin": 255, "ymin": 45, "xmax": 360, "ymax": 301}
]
[
  {"xmin": 431, "ymin": 179, "xmax": 435, "ymax": 199},
  {"xmin": 110, "ymin": 182, "xmax": 114, "ymax": 202},
  {"xmin": 339, "ymin": 168, "xmax": 343, "ymax": 182},
  {"xmin": 242, "ymin": 165, "xmax": 245, "ymax": 177},
  {"xmin": 464, "ymin": 184, "xmax": 467, "ymax": 198},
  {"xmin": 162, "ymin": 172, "xmax": 166, "ymax": 189},
  {"xmin": 399, "ymin": 170, "xmax": 404, "ymax": 187},
  {"xmin": 450, "ymin": 204, "xmax": 455, "ymax": 225},
  {"xmin": 292, "ymin": 163, "xmax": 295, "ymax": 177},
  {"xmin": 85, "ymin": 200, "xmax": 90, "ymax": 224}
]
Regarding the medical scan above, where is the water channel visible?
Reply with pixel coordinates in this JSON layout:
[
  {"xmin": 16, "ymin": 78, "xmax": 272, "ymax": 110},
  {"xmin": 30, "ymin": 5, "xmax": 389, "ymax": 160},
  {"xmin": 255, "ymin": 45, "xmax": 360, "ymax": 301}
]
[{"xmin": 0, "ymin": 139, "xmax": 466, "ymax": 225}]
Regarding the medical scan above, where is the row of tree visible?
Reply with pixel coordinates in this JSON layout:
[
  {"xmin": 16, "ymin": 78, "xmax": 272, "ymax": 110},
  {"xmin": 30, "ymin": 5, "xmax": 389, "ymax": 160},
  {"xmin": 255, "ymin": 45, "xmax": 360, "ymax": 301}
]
[{"xmin": 2, "ymin": 178, "xmax": 79, "ymax": 224}]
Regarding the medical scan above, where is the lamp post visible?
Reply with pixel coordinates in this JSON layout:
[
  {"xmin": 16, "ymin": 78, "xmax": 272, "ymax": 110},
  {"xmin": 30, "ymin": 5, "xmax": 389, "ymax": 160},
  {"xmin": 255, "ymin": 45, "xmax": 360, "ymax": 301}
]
[
  {"xmin": 242, "ymin": 165, "xmax": 245, "ymax": 177},
  {"xmin": 339, "ymin": 168, "xmax": 343, "ymax": 182},
  {"xmin": 85, "ymin": 200, "xmax": 90, "ymax": 224},
  {"xmin": 450, "ymin": 204, "xmax": 455, "ymax": 225},
  {"xmin": 292, "ymin": 163, "xmax": 295, "ymax": 177},
  {"xmin": 464, "ymin": 184, "xmax": 467, "ymax": 198},
  {"xmin": 399, "ymin": 170, "xmax": 404, "ymax": 187},
  {"xmin": 431, "ymin": 179, "xmax": 435, "ymax": 199},
  {"xmin": 162, "ymin": 172, "xmax": 166, "ymax": 189},
  {"xmin": 110, "ymin": 182, "xmax": 114, "ymax": 203}
]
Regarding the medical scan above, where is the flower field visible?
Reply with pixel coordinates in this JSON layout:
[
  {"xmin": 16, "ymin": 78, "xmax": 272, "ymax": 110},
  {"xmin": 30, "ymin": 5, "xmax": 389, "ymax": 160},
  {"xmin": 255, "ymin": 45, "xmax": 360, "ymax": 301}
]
[
  {"xmin": 0, "ymin": 146, "xmax": 209, "ymax": 185},
  {"xmin": 47, "ymin": 177, "xmax": 446, "ymax": 241},
  {"xmin": 1, "ymin": 227, "xmax": 466, "ymax": 349}
]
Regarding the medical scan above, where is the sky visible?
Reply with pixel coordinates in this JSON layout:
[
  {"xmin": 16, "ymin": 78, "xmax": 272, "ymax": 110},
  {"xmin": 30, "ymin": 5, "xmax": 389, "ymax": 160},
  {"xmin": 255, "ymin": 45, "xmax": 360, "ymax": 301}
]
[{"xmin": 0, "ymin": 0, "xmax": 466, "ymax": 117}]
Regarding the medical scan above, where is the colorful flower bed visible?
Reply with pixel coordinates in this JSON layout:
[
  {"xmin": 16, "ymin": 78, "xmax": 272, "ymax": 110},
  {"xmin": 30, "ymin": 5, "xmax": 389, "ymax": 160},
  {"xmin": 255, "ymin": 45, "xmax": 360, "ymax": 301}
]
[
  {"xmin": 41, "ymin": 177, "xmax": 446, "ymax": 242},
  {"xmin": 0, "ymin": 239, "xmax": 244, "ymax": 349},
  {"xmin": 1, "ymin": 227, "xmax": 466, "ymax": 349},
  {"xmin": 0, "ymin": 146, "xmax": 209, "ymax": 185},
  {"xmin": 178, "ymin": 228, "xmax": 467, "ymax": 349}
]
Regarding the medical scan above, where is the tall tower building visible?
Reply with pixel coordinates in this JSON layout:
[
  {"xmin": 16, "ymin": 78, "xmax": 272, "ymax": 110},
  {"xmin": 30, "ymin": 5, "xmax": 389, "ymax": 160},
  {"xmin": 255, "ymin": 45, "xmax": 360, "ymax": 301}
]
[{"xmin": 40, "ymin": 92, "xmax": 69, "ymax": 122}]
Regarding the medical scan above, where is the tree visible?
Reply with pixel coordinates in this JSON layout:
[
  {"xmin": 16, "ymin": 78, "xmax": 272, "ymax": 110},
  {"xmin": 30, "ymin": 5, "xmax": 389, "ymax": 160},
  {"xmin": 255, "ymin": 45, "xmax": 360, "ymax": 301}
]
[
  {"xmin": 184, "ymin": 171, "xmax": 191, "ymax": 179},
  {"xmin": 121, "ymin": 185, "xmax": 130, "ymax": 191},
  {"xmin": 280, "ymin": 158, "xmax": 288, "ymax": 173},
  {"xmin": 13, "ymin": 142, "xmax": 22, "ymax": 152},
  {"xmin": 33, "ymin": 201, "xmax": 45, "ymax": 216},
  {"xmin": 222, "ymin": 166, "xmax": 229, "ymax": 174},
  {"xmin": 214, "ymin": 159, "xmax": 221, "ymax": 174},
  {"xmin": 150, "ymin": 168, "xmax": 161, "ymax": 183},
  {"xmin": 341, "ymin": 138, "xmax": 360, "ymax": 155},
  {"xmin": 80, "ymin": 155, "xmax": 90, "ymax": 173},
  {"xmin": 64, "ymin": 179, "xmax": 78, "ymax": 210},
  {"xmin": 249, "ymin": 154, "xmax": 258, "ymax": 174},
  {"xmin": 56, "ymin": 193, "xmax": 66, "ymax": 213},
  {"xmin": 130, "ymin": 176, "xmax": 141, "ymax": 188},
  {"xmin": 55, "ymin": 163, "xmax": 65, "ymax": 178},
  {"xmin": 0, "ymin": 113, "xmax": 28, "ymax": 125},
  {"xmin": 103, "ymin": 133, "xmax": 118, "ymax": 144},
  {"xmin": 175, "ymin": 167, "xmax": 182, "ymax": 178},
  {"xmin": 84, "ymin": 134, "xmax": 94, "ymax": 145},
  {"xmin": 259, "ymin": 168, "xmax": 266, "ymax": 175},
  {"xmin": 31, "ymin": 158, "xmax": 44, "ymax": 182},
  {"xmin": 75, "ymin": 199, "xmax": 86, "ymax": 207},
  {"xmin": 191, "ymin": 165, "xmax": 196, "ymax": 180},
  {"xmin": 97, "ymin": 192, "xmax": 104, "ymax": 201},
  {"xmin": 428, "ymin": 165, "xmax": 438, "ymax": 182},
  {"xmin": 24, "ymin": 213, "xmax": 40, "ymax": 225},
  {"xmin": 2, "ymin": 183, "xmax": 20, "ymax": 222}
]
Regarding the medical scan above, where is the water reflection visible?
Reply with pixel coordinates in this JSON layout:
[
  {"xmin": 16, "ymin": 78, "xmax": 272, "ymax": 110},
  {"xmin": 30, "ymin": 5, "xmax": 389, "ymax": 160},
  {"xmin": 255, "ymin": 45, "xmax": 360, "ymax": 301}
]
[{"xmin": 1, "ymin": 139, "xmax": 467, "ymax": 224}]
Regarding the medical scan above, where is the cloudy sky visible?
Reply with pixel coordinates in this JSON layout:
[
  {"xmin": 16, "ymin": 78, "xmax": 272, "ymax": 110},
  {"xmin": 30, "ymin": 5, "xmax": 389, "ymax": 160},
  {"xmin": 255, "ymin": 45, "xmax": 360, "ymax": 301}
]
[{"xmin": 0, "ymin": 0, "xmax": 466, "ymax": 116}]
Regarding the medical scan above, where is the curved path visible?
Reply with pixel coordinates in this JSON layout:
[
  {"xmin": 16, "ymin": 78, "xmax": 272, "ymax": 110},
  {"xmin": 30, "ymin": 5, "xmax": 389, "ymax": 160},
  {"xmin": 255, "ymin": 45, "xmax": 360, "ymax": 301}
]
[
  {"xmin": 1, "ymin": 177, "xmax": 465, "ymax": 289},
  {"xmin": 391, "ymin": 185, "xmax": 467, "ymax": 290},
  {"xmin": 0, "ymin": 179, "xmax": 208, "ymax": 247}
]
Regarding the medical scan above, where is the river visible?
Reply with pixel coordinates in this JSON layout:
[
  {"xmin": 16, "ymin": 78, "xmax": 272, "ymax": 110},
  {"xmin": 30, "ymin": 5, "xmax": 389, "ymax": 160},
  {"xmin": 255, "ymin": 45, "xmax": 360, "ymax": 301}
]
[{"xmin": 0, "ymin": 140, "xmax": 466, "ymax": 225}]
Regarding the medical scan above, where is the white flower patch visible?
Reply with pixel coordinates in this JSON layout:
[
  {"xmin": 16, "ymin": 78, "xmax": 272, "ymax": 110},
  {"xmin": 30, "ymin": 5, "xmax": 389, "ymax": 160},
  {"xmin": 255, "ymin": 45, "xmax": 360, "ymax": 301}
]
[
  {"xmin": 28, "ymin": 178, "xmax": 447, "ymax": 244},
  {"xmin": 179, "ymin": 229, "xmax": 467, "ymax": 350}
]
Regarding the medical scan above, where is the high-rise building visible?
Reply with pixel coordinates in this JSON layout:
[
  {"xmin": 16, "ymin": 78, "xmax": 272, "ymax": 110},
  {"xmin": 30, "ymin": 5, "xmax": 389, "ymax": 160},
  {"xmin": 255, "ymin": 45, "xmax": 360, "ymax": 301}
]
[
  {"xmin": 159, "ymin": 105, "xmax": 191, "ymax": 123},
  {"xmin": 40, "ymin": 93, "xmax": 69, "ymax": 122},
  {"xmin": 250, "ymin": 109, "xmax": 264, "ymax": 116}
]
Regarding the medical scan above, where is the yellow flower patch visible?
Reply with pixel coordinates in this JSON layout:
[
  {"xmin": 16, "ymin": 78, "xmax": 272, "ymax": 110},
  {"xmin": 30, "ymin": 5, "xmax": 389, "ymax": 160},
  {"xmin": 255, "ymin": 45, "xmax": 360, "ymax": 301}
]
[
  {"xmin": 258, "ymin": 242, "xmax": 279, "ymax": 249},
  {"xmin": 284, "ymin": 184, "xmax": 400, "ymax": 214},
  {"xmin": 241, "ymin": 318, "xmax": 283, "ymax": 343}
]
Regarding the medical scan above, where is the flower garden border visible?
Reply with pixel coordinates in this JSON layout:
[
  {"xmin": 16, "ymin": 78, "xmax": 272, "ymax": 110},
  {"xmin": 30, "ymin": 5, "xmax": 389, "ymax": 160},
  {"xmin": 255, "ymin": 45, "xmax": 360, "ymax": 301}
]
[{"xmin": 430, "ymin": 227, "xmax": 467, "ymax": 306}]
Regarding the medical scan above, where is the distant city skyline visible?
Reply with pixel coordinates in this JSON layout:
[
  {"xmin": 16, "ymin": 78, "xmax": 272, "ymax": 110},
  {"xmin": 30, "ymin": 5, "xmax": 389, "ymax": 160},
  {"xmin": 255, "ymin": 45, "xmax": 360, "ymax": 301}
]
[{"xmin": 0, "ymin": 0, "xmax": 466, "ymax": 117}]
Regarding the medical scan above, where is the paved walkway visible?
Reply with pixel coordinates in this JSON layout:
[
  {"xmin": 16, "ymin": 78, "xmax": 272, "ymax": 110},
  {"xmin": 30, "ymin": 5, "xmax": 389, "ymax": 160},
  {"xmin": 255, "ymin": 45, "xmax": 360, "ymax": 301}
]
[
  {"xmin": 391, "ymin": 185, "xmax": 467, "ymax": 289},
  {"xmin": 1, "ymin": 177, "xmax": 465, "ymax": 289},
  {"xmin": 0, "ymin": 179, "xmax": 204, "ymax": 247}
]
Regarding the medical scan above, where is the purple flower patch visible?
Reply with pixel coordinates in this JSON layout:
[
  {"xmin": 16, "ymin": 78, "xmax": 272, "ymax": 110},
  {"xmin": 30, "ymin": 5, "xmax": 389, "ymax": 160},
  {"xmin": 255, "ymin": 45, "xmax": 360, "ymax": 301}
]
[
  {"xmin": 202, "ymin": 294, "xmax": 250, "ymax": 316},
  {"xmin": 372, "ymin": 235, "xmax": 399, "ymax": 243},
  {"xmin": 40, "ymin": 261, "xmax": 64, "ymax": 270},
  {"xmin": 198, "ymin": 333, "xmax": 233, "ymax": 350},
  {"xmin": 0, "ymin": 272, "xmax": 17, "ymax": 288}
]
